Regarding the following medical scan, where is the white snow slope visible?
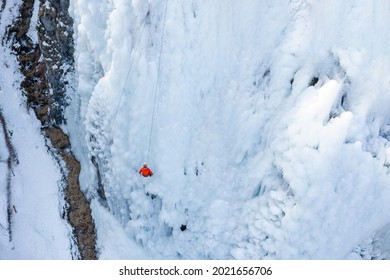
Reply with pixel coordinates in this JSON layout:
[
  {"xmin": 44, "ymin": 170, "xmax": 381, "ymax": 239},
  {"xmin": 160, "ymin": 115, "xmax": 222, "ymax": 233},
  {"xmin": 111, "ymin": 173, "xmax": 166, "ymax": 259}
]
[
  {"xmin": 68, "ymin": 0, "xmax": 390, "ymax": 259},
  {"xmin": 0, "ymin": 1, "xmax": 75, "ymax": 259}
]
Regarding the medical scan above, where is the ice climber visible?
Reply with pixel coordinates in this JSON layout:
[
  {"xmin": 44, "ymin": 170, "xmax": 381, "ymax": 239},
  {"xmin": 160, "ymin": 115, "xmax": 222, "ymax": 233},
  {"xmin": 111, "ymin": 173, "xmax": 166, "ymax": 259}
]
[{"xmin": 139, "ymin": 163, "xmax": 153, "ymax": 177}]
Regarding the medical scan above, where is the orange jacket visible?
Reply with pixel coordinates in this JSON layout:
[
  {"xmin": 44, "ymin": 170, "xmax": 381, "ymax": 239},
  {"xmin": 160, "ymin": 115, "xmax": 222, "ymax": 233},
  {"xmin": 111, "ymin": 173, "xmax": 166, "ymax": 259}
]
[{"xmin": 139, "ymin": 167, "xmax": 153, "ymax": 177}]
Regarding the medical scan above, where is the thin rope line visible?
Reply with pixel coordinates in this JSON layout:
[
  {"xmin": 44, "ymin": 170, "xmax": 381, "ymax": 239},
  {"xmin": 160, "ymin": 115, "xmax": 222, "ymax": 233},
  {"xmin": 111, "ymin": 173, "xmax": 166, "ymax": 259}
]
[
  {"xmin": 147, "ymin": 0, "xmax": 168, "ymax": 164},
  {"xmin": 109, "ymin": 21, "xmax": 147, "ymax": 134}
]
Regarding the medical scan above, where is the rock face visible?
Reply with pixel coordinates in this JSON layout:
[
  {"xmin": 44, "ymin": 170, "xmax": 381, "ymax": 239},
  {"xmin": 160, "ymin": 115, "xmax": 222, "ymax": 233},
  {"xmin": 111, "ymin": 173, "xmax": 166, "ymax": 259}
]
[
  {"xmin": 38, "ymin": 0, "xmax": 74, "ymax": 125},
  {"xmin": 5, "ymin": 0, "xmax": 97, "ymax": 259}
]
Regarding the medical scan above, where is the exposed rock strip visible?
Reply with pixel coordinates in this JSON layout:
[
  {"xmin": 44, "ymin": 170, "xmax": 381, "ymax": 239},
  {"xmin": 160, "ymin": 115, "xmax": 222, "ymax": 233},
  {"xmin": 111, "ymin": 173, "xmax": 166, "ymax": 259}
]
[
  {"xmin": 44, "ymin": 127, "xmax": 97, "ymax": 259},
  {"xmin": 0, "ymin": 108, "xmax": 18, "ymax": 242},
  {"xmin": 4, "ymin": 0, "xmax": 97, "ymax": 259}
]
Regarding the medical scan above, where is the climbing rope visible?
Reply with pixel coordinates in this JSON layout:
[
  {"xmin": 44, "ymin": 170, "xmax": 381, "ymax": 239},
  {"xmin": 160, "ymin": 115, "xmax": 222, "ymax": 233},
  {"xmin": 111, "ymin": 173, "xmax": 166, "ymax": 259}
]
[
  {"xmin": 146, "ymin": 0, "xmax": 169, "ymax": 164},
  {"xmin": 109, "ymin": 16, "xmax": 148, "ymax": 134},
  {"xmin": 108, "ymin": 1, "xmax": 168, "ymax": 166}
]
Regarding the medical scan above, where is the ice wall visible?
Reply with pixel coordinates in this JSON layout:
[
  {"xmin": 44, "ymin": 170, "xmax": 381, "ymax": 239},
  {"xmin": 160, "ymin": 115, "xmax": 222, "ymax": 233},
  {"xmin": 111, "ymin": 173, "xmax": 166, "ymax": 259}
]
[{"xmin": 69, "ymin": 0, "xmax": 390, "ymax": 259}]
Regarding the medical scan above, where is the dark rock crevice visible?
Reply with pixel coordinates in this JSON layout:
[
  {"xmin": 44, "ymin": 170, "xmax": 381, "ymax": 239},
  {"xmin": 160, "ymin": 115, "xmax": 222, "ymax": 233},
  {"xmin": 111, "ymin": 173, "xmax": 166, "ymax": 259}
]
[
  {"xmin": 1, "ymin": 0, "xmax": 6, "ymax": 12},
  {"xmin": 4, "ymin": 0, "xmax": 97, "ymax": 259}
]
